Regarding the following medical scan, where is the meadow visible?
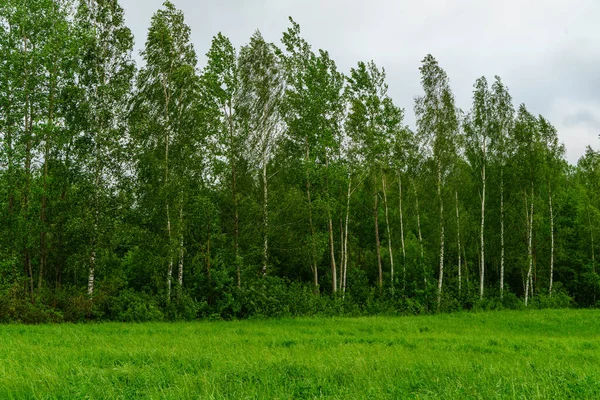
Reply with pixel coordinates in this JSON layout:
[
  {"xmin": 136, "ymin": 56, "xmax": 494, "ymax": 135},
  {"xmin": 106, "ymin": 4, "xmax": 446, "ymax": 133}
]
[{"xmin": 0, "ymin": 309, "xmax": 599, "ymax": 399}]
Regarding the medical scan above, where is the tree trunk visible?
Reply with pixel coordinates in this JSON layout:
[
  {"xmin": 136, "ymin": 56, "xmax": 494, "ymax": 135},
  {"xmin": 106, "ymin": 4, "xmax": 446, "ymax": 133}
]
[
  {"xmin": 500, "ymin": 167, "xmax": 505, "ymax": 299},
  {"xmin": 178, "ymin": 200, "xmax": 184, "ymax": 290},
  {"xmin": 480, "ymin": 161, "xmax": 486, "ymax": 299},
  {"xmin": 88, "ymin": 170, "xmax": 100, "ymax": 298},
  {"xmin": 24, "ymin": 103, "xmax": 34, "ymax": 303},
  {"xmin": 456, "ymin": 191, "xmax": 462, "ymax": 295},
  {"xmin": 39, "ymin": 123, "xmax": 51, "ymax": 294},
  {"xmin": 328, "ymin": 212, "xmax": 337, "ymax": 293},
  {"xmin": 325, "ymin": 155, "xmax": 337, "ymax": 293},
  {"xmin": 5, "ymin": 93, "xmax": 15, "ymax": 279},
  {"xmin": 262, "ymin": 158, "xmax": 268, "ymax": 277},
  {"xmin": 548, "ymin": 184, "xmax": 554, "ymax": 296},
  {"xmin": 382, "ymin": 173, "xmax": 394, "ymax": 290},
  {"xmin": 229, "ymin": 107, "xmax": 241, "ymax": 289},
  {"xmin": 88, "ymin": 124, "xmax": 102, "ymax": 298},
  {"xmin": 374, "ymin": 176, "xmax": 383, "ymax": 292},
  {"xmin": 339, "ymin": 218, "xmax": 344, "ymax": 292},
  {"xmin": 163, "ymin": 79, "xmax": 173, "ymax": 302},
  {"xmin": 525, "ymin": 184, "xmax": 534, "ymax": 306},
  {"xmin": 437, "ymin": 162, "xmax": 445, "ymax": 309},
  {"xmin": 413, "ymin": 180, "xmax": 426, "ymax": 287},
  {"xmin": 398, "ymin": 173, "xmax": 406, "ymax": 292},
  {"xmin": 166, "ymin": 203, "xmax": 173, "ymax": 301},
  {"xmin": 342, "ymin": 174, "xmax": 351, "ymax": 295},
  {"xmin": 22, "ymin": 36, "xmax": 34, "ymax": 303},
  {"xmin": 165, "ymin": 142, "xmax": 172, "ymax": 302}
]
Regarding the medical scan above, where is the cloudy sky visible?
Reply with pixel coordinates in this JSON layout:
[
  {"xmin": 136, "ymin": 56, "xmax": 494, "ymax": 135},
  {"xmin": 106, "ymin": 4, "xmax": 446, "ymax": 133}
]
[{"xmin": 119, "ymin": 0, "xmax": 600, "ymax": 164}]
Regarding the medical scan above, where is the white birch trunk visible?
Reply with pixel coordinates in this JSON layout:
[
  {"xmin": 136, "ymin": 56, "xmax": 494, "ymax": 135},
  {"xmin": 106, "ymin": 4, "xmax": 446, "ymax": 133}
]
[
  {"xmin": 166, "ymin": 203, "xmax": 173, "ymax": 301},
  {"xmin": 326, "ymin": 156, "xmax": 337, "ymax": 293},
  {"xmin": 480, "ymin": 162, "xmax": 486, "ymax": 299},
  {"xmin": 374, "ymin": 177, "xmax": 383, "ymax": 291},
  {"xmin": 328, "ymin": 214, "xmax": 337, "ymax": 293},
  {"xmin": 88, "ymin": 169, "xmax": 100, "ymax": 298},
  {"xmin": 548, "ymin": 184, "xmax": 554, "ymax": 296},
  {"xmin": 398, "ymin": 173, "xmax": 406, "ymax": 291},
  {"xmin": 525, "ymin": 184, "xmax": 534, "ymax": 306},
  {"xmin": 178, "ymin": 202, "xmax": 184, "ymax": 289},
  {"xmin": 342, "ymin": 174, "xmax": 351, "ymax": 295},
  {"xmin": 413, "ymin": 180, "xmax": 426, "ymax": 286},
  {"xmin": 339, "ymin": 218, "xmax": 344, "ymax": 292},
  {"xmin": 88, "ymin": 251, "xmax": 95, "ymax": 298},
  {"xmin": 382, "ymin": 173, "xmax": 394, "ymax": 289},
  {"xmin": 456, "ymin": 191, "xmax": 462, "ymax": 295},
  {"xmin": 162, "ymin": 74, "xmax": 173, "ymax": 302},
  {"xmin": 437, "ymin": 162, "xmax": 444, "ymax": 308},
  {"xmin": 87, "ymin": 221, "xmax": 97, "ymax": 298},
  {"xmin": 262, "ymin": 159, "xmax": 268, "ymax": 277},
  {"xmin": 500, "ymin": 168, "xmax": 505, "ymax": 299}
]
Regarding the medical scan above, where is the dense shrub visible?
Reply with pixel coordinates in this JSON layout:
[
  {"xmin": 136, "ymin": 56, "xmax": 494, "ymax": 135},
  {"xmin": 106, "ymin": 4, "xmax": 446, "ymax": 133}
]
[
  {"xmin": 0, "ymin": 277, "xmax": 584, "ymax": 323},
  {"xmin": 106, "ymin": 289, "xmax": 164, "ymax": 322}
]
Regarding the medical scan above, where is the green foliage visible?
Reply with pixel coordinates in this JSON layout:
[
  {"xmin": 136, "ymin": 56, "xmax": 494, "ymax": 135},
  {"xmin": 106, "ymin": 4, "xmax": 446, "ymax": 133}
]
[
  {"xmin": 0, "ymin": 283, "xmax": 63, "ymax": 324},
  {"xmin": 107, "ymin": 289, "xmax": 164, "ymax": 322},
  {"xmin": 165, "ymin": 292, "xmax": 200, "ymax": 321},
  {"xmin": 1, "ymin": 1, "xmax": 599, "ymax": 323}
]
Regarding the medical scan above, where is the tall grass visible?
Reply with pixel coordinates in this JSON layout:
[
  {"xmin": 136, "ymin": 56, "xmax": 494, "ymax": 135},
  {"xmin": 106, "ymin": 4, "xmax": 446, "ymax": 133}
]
[{"xmin": 1, "ymin": 309, "xmax": 599, "ymax": 399}]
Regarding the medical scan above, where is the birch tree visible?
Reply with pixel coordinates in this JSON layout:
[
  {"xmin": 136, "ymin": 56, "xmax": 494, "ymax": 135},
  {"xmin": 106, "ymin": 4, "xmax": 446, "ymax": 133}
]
[
  {"xmin": 202, "ymin": 32, "xmax": 245, "ymax": 288},
  {"xmin": 346, "ymin": 61, "xmax": 402, "ymax": 292},
  {"xmin": 490, "ymin": 76, "xmax": 514, "ymax": 299},
  {"xmin": 392, "ymin": 127, "xmax": 416, "ymax": 292},
  {"xmin": 538, "ymin": 116, "xmax": 564, "ymax": 295},
  {"xmin": 134, "ymin": 0, "xmax": 199, "ymax": 301},
  {"xmin": 75, "ymin": 0, "xmax": 135, "ymax": 298},
  {"xmin": 0, "ymin": 0, "xmax": 74, "ymax": 301},
  {"xmin": 576, "ymin": 147, "xmax": 600, "ymax": 305},
  {"xmin": 514, "ymin": 105, "xmax": 541, "ymax": 306},
  {"xmin": 280, "ymin": 18, "xmax": 345, "ymax": 293},
  {"xmin": 414, "ymin": 55, "xmax": 458, "ymax": 308},
  {"xmin": 465, "ymin": 76, "xmax": 492, "ymax": 299},
  {"xmin": 238, "ymin": 30, "xmax": 285, "ymax": 277}
]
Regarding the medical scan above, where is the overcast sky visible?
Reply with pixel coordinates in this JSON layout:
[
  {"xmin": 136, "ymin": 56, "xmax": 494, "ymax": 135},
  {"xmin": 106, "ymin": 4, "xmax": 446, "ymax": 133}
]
[{"xmin": 119, "ymin": 0, "xmax": 600, "ymax": 164}]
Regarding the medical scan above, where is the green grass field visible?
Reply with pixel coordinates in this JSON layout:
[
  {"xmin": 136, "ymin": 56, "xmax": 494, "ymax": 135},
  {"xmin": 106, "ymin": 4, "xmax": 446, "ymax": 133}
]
[{"xmin": 1, "ymin": 309, "xmax": 599, "ymax": 399}]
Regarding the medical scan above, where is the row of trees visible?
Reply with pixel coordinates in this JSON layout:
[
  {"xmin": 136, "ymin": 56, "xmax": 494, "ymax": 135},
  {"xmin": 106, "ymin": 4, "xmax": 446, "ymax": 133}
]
[{"xmin": 1, "ymin": 0, "xmax": 598, "ymax": 322}]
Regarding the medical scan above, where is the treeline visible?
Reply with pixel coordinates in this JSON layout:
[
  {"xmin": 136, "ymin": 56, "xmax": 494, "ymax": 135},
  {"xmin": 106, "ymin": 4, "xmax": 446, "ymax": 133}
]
[{"xmin": 1, "ymin": 0, "xmax": 598, "ymax": 322}]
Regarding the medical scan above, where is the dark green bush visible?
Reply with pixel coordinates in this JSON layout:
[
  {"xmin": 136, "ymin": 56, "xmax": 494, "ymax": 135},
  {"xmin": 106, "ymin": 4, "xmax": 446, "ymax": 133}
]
[{"xmin": 107, "ymin": 289, "xmax": 164, "ymax": 322}]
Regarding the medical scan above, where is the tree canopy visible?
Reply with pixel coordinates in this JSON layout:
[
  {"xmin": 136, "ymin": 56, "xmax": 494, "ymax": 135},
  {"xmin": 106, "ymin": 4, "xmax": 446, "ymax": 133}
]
[{"xmin": 0, "ymin": 1, "xmax": 596, "ymax": 322}]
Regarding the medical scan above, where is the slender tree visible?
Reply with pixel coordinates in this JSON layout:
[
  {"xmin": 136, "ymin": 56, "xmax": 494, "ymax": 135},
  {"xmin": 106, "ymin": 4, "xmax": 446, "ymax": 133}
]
[
  {"xmin": 238, "ymin": 31, "xmax": 285, "ymax": 277},
  {"xmin": 75, "ymin": 0, "xmax": 135, "ymax": 297},
  {"xmin": 465, "ymin": 76, "xmax": 492, "ymax": 299},
  {"xmin": 347, "ymin": 61, "xmax": 402, "ymax": 292},
  {"xmin": 414, "ymin": 55, "xmax": 458, "ymax": 308},
  {"xmin": 490, "ymin": 76, "xmax": 514, "ymax": 299},
  {"xmin": 538, "ymin": 116, "xmax": 564, "ymax": 295},
  {"xmin": 280, "ymin": 19, "xmax": 345, "ymax": 292},
  {"xmin": 134, "ymin": 0, "xmax": 199, "ymax": 301},
  {"xmin": 202, "ymin": 32, "xmax": 244, "ymax": 288},
  {"xmin": 514, "ymin": 105, "xmax": 540, "ymax": 306}
]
